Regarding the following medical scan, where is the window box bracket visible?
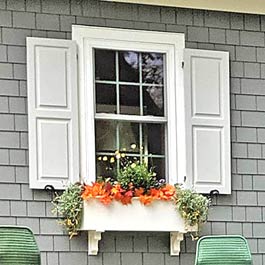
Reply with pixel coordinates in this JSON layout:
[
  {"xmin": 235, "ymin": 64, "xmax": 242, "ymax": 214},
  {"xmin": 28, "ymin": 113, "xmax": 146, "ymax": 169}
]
[{"xmin": 87, "ymin": 230, "xmax": 103, "ymax": 255}]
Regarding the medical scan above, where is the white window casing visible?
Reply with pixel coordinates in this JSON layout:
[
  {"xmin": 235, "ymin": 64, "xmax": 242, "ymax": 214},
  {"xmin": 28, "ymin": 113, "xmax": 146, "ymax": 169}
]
[
  {"xmin": 184, "ymin": 48, "xmax": 231, "ymax": 194},
  {"xmin": 72, "ymin": 26, "xmax": 186, "ymax": 185},
  {"xmin": 27, "ymin": 37, "xmax": 79, "ymax": 189}
]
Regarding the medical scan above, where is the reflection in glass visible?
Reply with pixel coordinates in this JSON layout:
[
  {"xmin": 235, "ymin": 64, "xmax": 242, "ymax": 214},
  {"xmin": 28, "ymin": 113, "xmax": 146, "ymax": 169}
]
[
  {"xmin": 142, "ymin": 52, "xmax": 164, "ymax": 116},
  {"xmin": 143, "ymin": 86, "xmax": 164, "ymax": 116},
  {"xmin": 96, "ymin": 154, "xmax": 116, "ymax": 180},
  {"xmin": 96, "ymin": 84, "xmax": 116, "ymax": 113},
  {"xmin": 118, "ymin": 122, "xmax": 140, "ymax": 152},
  {"xmin": 120, "ymin": 85, "xmax": 140, "ymax": 115},
  {"xmin": 142, "ymin": 124, "xmax": 165, "ymax": 155},
  {"xmin": 119, "ymin": 51, "xmax": 139, "ymax": 82},
  {"xmin": 147, "ymin": 157, "xmax": 165, "ymax": 180},
  {"xmin": 95, "ymin": 49, "xmax": 115, "ymax": 81},
  {"xmin": 142, "ymin": 53, "xmax": 164, "ymax": 84},
  {"xmin": 95, "ymin": 120, "xmax": 116, "ymax": 152},
  {"xmin": 95, "ymin": 120, "xmax": 140, "ymax": 154}
]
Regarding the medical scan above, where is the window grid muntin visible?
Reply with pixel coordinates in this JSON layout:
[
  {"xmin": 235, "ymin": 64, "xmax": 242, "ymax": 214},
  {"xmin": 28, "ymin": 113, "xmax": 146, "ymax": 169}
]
[
  {"xmin": 95, "ymin": 80, "xmax": 164, "ymax": 87},
  {"xmin": 139, "ymin": 52, "xmax": 143, "ymax": 116},
  {"xmin": 96, "ymin": 152, "xmax": 165, "ymax": 159},
  {"xmin": 115, "ymin": 51, "xmax": 120, "ymax": 115}
]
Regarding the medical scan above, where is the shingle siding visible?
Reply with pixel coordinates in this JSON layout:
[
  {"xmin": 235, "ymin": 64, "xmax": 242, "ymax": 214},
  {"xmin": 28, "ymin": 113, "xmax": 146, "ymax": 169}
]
[{"xmin": 0, "ymin": 0, "xmax": 264, "ymax": 264}]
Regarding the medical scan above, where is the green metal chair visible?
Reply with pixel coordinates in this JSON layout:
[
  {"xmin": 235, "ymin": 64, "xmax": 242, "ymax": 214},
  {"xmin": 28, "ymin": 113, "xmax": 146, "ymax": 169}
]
[
  {"xmin": 0, "ymin": 226, "xmax": 41, "ymax": 265},
  {"xmin": 195, "ymin": 235, "xmax": 252, "ymax": 265}
]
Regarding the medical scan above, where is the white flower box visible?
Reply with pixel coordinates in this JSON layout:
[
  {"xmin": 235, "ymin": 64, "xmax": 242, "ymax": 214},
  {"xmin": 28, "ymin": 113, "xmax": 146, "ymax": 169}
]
[{"xmin": 80, "ymin": 198, "xmax": 197, "ymax": 255}]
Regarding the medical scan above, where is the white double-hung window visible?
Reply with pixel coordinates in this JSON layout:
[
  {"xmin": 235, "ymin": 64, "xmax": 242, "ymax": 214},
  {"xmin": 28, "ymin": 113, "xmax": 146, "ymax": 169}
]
[
  {"xmin": 27, "ymin": 25, "xmax": 231, "ymax": 194},
  {"xmin": 73, "ymin": 26, "xmax": 185, "ymax": 185}
]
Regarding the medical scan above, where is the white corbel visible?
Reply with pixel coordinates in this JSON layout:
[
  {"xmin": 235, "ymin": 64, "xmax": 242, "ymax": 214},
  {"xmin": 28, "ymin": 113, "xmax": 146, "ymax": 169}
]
[
  {"xmin": 88, "ymin": 231, "xmax": 103, "ymax": 255},
  {"xmin": 170, "ymin": 232, "xmax": 184, "ymax": 255}
]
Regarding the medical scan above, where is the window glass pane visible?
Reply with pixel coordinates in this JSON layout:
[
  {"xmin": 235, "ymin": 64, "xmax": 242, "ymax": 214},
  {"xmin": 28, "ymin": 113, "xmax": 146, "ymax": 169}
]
[
  {"xmin": 96, "ymin": 154, "xmax": 116, "ymax": 180},
  {"xmin": 96, "ymin": 120, "xmax": 116, "ymax": 152},
  {"xmin": 119, "ymin": 51, "xmax": 139, "ymax": 82},
  {"xmin": 96, "ymin": 84, "xmax": 116, "ymax": 113},
  {"xmin": 142, "ymin": 123, "xmax": 165, "ymax": 155},
  {"xmin": 142, "ymin": 53, "xmax": 164, "ymax": 84},
  {"xmin": 119, "ymin": 122, "xmax": 140, "ymax": 152},
  {"xmin": 142, "ymin": 52, "xmax": 164, "ymax": 116},
  {"xmin": 143, "ymin": 86, "xmax": 164, "ymax": 116},
  {"xmin": 120, "ymin": 85, "xmax": 140, "ymax": 115},
  {"xmin": 95, "ymin": 120, "xmax": 140, "ymax": 154},
  {"xmin": 95, "ymin": 49, "xmax": 115, "ymax": 81},
  {"xmin": 145, "ymin": 157, "xmax": 165, "ymax": 181}
]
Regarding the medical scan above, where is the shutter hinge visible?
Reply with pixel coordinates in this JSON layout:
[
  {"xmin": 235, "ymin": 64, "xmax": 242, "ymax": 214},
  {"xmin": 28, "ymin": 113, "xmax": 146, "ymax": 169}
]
[{"xmin": 181, "ymin": 61, "xmax": 184, "ymax": 68}]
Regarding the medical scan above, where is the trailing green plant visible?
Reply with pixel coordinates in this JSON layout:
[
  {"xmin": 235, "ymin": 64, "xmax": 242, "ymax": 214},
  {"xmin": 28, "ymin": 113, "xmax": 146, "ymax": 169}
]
[
  {"xmin": 52, "ymin": 183, "xmax": 83, "ymax": 239},
  {"xmin": 174, "ymin": 185, "xmax": 210, "ymax": 239}
]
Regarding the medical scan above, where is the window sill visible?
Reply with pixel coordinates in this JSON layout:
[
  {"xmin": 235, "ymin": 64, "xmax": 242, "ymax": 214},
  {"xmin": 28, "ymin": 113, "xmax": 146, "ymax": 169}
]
[{"xmin": 79, "ymin": 198, "xmax": 197, "ymax": 255}]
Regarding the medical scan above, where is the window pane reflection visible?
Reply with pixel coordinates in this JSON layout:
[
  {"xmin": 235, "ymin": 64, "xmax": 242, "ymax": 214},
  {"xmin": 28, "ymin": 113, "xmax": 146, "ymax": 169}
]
[
  {"xmin": 142, "ymin": 124, "xmax": 165, "ymax": 155},
  {"xmin": 119, "ymin": 51, "xmax": 139, "ymax": 82},
  {"xmin": 95, "ymin": 49, "xmax": 116, "ymax": 81},
  {"xmin": 143, "ymin": 86, "xmax": 164, "ymax": 116},
  {"xmin": 96, "ymin": 84, "xmax": 116, "ymax": 113},
  {"xmin": 120, "ymin": 85, "xmax": 140, "ymax": 115},
  {"xmin": 142, "ymin": 53, "xmax": 164, "ymax": 85},
  {"xmin": 96, "ymin": 120, "xmax": 116, "ymax": 152},
  {"xmin": 145, "ymin": 157, "xmax": 165, "ymax": 180}
]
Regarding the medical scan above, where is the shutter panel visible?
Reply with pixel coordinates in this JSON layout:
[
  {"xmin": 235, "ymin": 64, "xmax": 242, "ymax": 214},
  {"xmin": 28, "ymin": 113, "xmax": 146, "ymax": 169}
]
[
  {"xmin": 27, "ymin": 37, "xmax": 79, "ymax": 189},
  {"xmin": 184, "ymin": 49, "xmax": 231, "ymax": 194}
]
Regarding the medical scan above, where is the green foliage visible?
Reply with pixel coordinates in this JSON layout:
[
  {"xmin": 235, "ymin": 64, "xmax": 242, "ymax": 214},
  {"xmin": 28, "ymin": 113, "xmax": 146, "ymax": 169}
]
[
  {"xmin": 52, "ymin": 183, "xmax": 83, "ymax": 238},
  {"xmin": 116, "ymin": 162, "xmax": 163, "ymax": 192},
  {"xmin": 174, "ymin": 185, "xmax": 210, "ymax": 238}
]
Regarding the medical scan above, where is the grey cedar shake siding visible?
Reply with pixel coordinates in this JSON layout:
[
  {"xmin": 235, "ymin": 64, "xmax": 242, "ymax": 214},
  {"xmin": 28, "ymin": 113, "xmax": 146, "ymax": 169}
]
[{"xmin": 0, "ymin": 0, "xmax": 265, "ymax": 264}]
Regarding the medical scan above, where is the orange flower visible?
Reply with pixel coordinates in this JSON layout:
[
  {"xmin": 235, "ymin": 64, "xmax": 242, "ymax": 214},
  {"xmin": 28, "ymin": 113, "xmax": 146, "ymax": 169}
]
[
  {"xmin": 81, "ymin": 181, "xmax": 176, "ymax": 206},
  {"xmin": 120, "ymin": 190, "xmax": 133, "ymax": 205},
  {"xmin": 99, "ymin": 194, "xmax": 113, "ymax": 205},
  {"xmin": 149, "ymin": 185, "xmax": 175, "ymax": 201},
  {"xmin": 81, "ymin": 182, "xmax": 107, "ymax": 200},
  {"xmin": 160, "ymin": 184, "xmax": 175, "ymax": 200},
  {"xmin": 111, "ymin": 184, "xmax": 124, "ymax": 201},
  {"xmin": 139, "ymin": 195, "xmax": 154, "ymax": 205},
  {"xmin": 134, "ymin": 187, "xmax": 145, "ymax": 197},
  {"xmin": 81, "ymin": 185, "xmax": 93, "ymax": 200},
  {"xmin": 111, "ymin": 184, "xmax": 123, "ymax": 194},
  {"xmin": 120, "ymin": 196, "xmax": 132, "ymax": 205}
]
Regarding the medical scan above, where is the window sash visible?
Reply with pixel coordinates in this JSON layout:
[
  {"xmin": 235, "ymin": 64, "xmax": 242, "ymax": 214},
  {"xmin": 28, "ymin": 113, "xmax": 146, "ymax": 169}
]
[
  {"xmin": 94, "ymin": 50, "xmax": 166, "ymax": 117},
  {"xmin": 95, "ymin": 113, "xmax": 167, "ymax": 123}
]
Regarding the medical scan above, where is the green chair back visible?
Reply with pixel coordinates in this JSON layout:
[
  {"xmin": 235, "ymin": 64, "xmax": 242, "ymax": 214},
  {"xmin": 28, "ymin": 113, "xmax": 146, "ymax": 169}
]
[
  {"xmin": 0, "ymin": 226, "xmax": 41, "ymax": 265},
  {"xmin": 195, "ymin": 235, "xmax": 252, "ymax": 265}
]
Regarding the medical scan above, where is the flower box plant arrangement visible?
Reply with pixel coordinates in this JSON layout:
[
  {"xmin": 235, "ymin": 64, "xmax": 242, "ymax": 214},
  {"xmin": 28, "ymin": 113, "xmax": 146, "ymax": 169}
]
[{"xmin": 52, "ymin": 151, "xmax": 210, "ymax": 255}]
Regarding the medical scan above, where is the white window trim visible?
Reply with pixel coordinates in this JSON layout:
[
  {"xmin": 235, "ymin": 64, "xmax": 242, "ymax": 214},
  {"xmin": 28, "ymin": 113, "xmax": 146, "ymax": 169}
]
[{"xmin": 72, "ymin": 25, "xmax": 185, "ymax": 185}]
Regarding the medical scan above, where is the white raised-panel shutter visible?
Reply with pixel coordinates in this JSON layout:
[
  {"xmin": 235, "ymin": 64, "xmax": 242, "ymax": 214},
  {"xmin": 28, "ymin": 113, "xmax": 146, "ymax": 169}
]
[
  {"xmin": 27, "ymin": 37, "xmax": 79, "ymax": 189},
  {"xmin": 184, "ymin": 49, "xmax": 231, "ymax": 194}
]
